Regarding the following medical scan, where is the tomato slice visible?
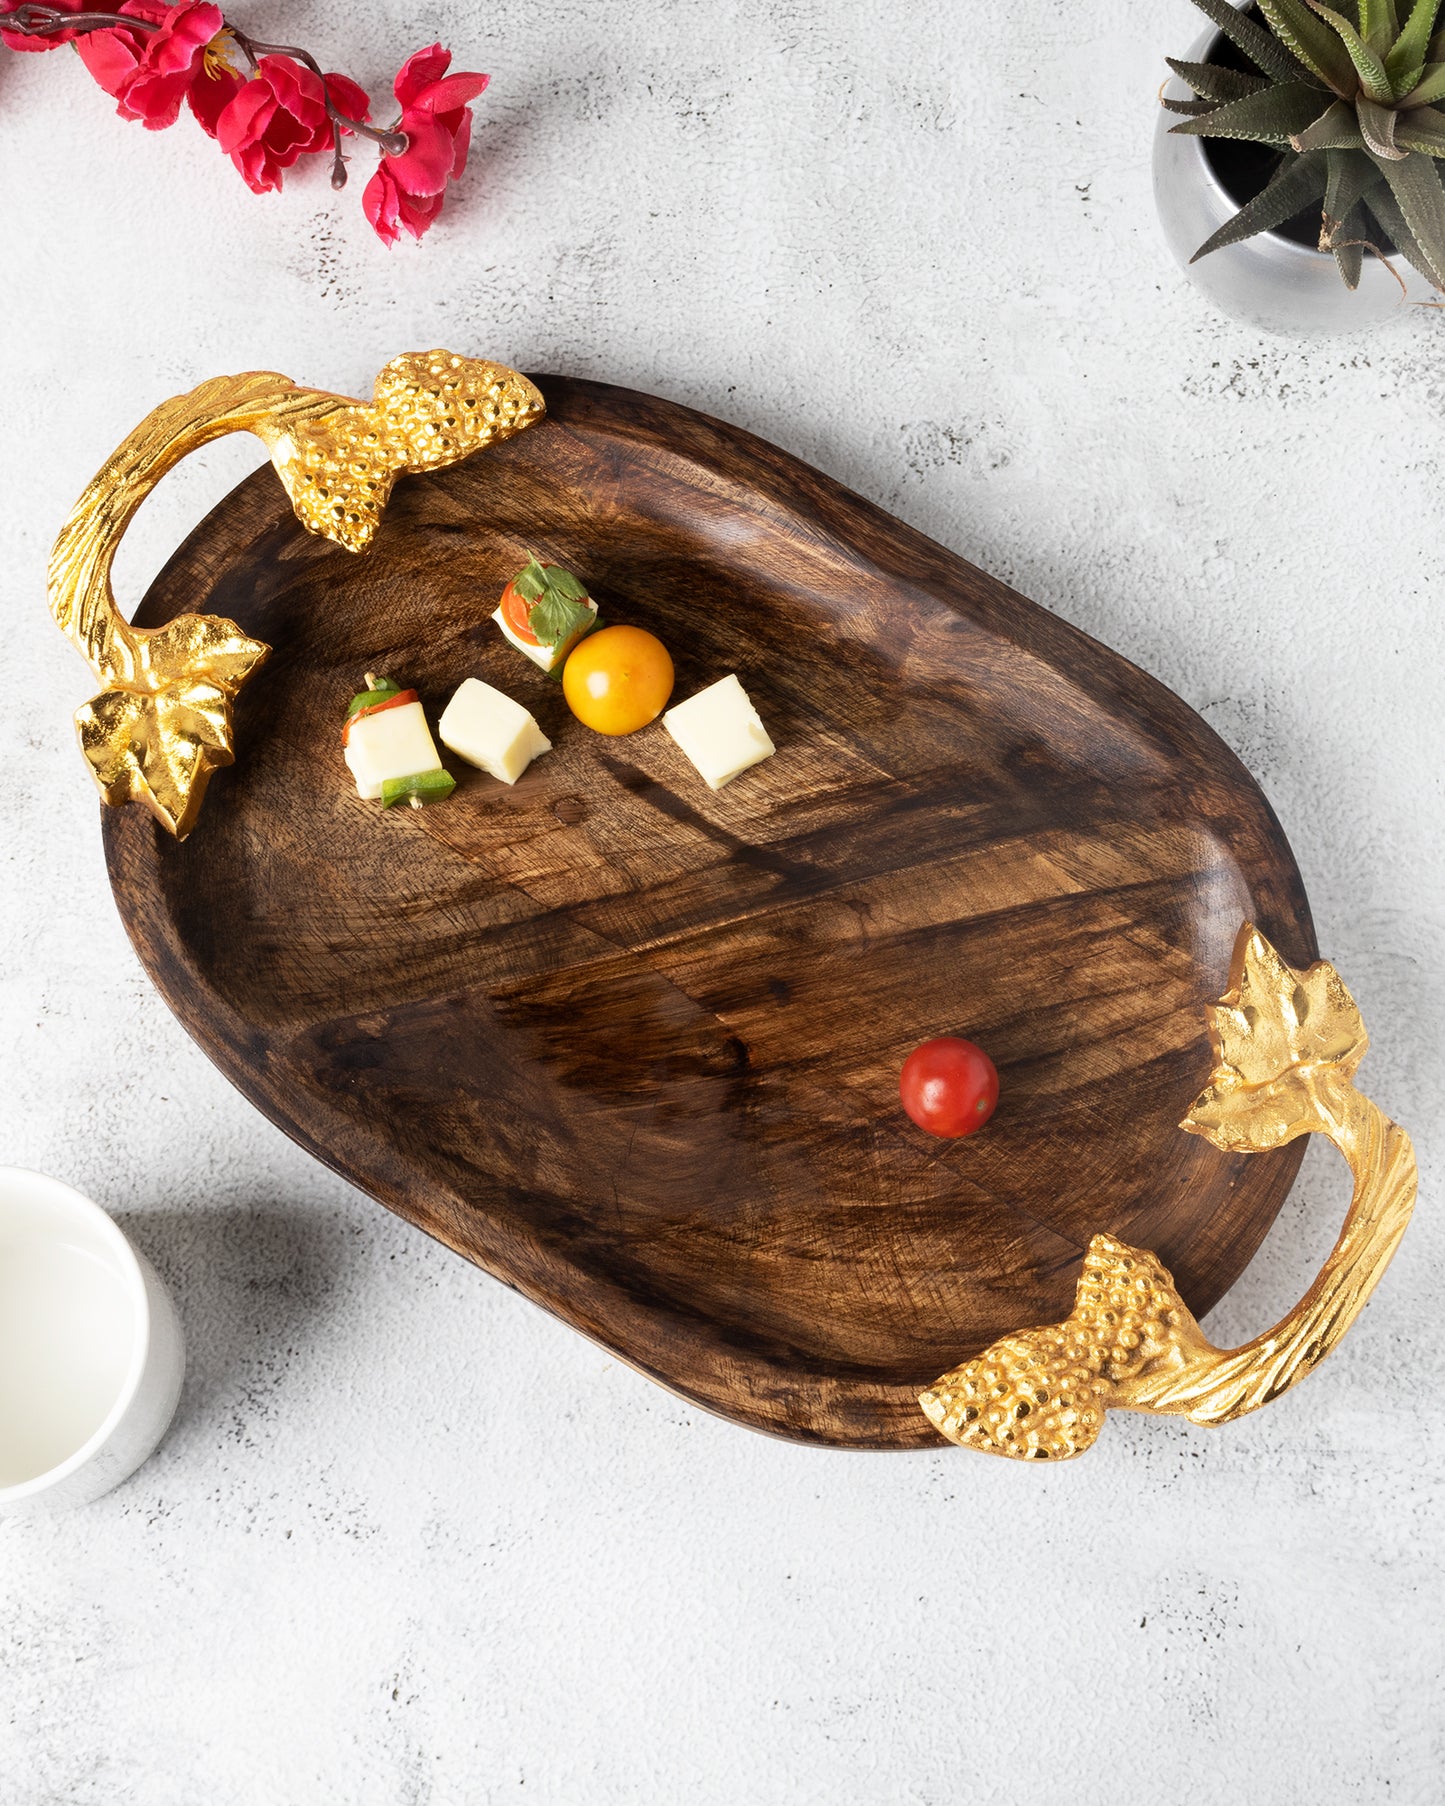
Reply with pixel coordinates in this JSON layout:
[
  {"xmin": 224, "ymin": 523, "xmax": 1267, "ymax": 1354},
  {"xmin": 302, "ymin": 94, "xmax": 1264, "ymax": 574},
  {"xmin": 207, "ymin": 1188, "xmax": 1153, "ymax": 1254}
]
[{"xmin": 500, "ymin": 577, "xmax": 540, "ymax": 645}]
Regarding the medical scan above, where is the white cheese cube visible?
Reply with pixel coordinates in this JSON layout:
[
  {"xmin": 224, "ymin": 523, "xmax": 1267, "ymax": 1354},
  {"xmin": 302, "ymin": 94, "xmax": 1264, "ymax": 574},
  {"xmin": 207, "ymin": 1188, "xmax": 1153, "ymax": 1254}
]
[
  {"xmin": 663, "ymin": 674, "xmax": 776, "ymax": 790},
  {"xmin": 439, "ymin": 678, "xmax": 552, "ymax": 784},
  {"xmin": 491, "ymin": 600, "xmax": 598, "ymax": 671},
  {"xmin": 344, "ymin": 700, "xmax": 445, "ymax": 801}
]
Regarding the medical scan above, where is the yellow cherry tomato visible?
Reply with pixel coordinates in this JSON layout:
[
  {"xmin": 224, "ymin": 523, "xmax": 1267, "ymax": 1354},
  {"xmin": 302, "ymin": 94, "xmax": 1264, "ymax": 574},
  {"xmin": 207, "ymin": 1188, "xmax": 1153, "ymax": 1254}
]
[{"xmin": 562, "ymin": 625, "xmax": 674, "ymax": 736}]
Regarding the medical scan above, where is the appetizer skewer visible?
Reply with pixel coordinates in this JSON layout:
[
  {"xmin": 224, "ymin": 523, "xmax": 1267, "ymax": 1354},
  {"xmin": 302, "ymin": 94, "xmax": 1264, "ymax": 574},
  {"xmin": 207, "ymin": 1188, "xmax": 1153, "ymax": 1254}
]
[
  {"xmin": 343, "ymin": 675, "xmax": 455, "ymax": 809},
  {"xmin": 493, "ymin": 558, "xmax": 599, "ymax": 672}
]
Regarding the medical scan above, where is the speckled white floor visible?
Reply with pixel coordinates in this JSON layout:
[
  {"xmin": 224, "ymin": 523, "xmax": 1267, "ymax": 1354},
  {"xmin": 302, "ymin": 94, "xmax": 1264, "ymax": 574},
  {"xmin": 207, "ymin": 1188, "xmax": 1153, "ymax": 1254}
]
[{"xmin": 2, "ymin": 3, "xmax": 1442, "ymax": 1801}]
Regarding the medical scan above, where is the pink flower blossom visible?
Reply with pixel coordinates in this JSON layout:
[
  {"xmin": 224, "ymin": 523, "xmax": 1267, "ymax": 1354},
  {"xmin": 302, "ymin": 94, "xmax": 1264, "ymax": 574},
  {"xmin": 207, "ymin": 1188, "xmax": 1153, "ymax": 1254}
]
[
  {"xmin": 118, "ymin": 0, "xmax": 221, "ymax": 127},
  {"xmin": 362, "ymin": 161, "xmax": 444, "ymax": 246},
  {"xmin": 73, "ymin": 1, "xmax": 224, "ymax": 131},
  {"xmin": 187, "ymin": 57, "xmax": 245, "ymax": 139},
  {"xmin": 215, "ymin": 56, "xmax": 370, "ymax": 193},
  {"xmin": 362, "ymin": 43, "xmax": 487, "ymax": 245},
  {"xmin": 1, "ymin": 9, "xmax": 473, "ymax": 250},
  {"xmin": 72, "ymin": 1, "xmax": 165, "ymax": 104}
]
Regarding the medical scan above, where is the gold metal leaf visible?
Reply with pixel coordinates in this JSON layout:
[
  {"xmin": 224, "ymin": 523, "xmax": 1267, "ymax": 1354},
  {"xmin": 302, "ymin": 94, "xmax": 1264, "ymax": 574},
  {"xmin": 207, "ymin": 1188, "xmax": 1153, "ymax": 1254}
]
[
  {"xmin": 77, "ymin": 677, "xmax": 239, "ymax": 841},
  {"xmin": 1181, "ymin": 928, "xmax": 1368, "ymax": 1155},
  {"xmin": 134, "ymin": 612, "xmax": 272, "ymax": 695}
]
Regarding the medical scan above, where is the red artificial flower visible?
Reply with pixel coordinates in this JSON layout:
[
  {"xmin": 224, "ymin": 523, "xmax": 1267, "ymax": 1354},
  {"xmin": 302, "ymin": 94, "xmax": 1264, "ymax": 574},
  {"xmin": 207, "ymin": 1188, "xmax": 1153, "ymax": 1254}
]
[
  {"xmin": 72, "ymin": 0, "xmax": 224, "ymax": 130},
  {"xmin": 118, "ymin": 0, "xmax": 221, "ymax": 128},
  {"xmin": 72, "ymin": 0, "xmax": 165, "ymax": 104},
  {"xmin": 387, "ymin": 43, "xmax": 487, "ymax": 195},
  {"xmin": 215, "ymin": 56, "xmax": 370, "ymax": 193},
  {"xmin": 187, "ymin": 56, "xmax": 245, "ymax": 139},
  {"xmin": 362, "ymin": 161, "xmax": 444, "ymax": 246},
  {"xmin": 0, "ymin": 0, "xmax": 90, "ymax": 52},
  {"xmin": 362, "ymin": 43, "xmax": 487, "ymax": 245}
]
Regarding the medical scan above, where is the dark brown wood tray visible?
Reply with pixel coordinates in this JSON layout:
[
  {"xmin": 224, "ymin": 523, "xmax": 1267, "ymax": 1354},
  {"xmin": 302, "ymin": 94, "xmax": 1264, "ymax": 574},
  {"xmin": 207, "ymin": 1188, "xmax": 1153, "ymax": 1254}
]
[{"xmin": 104, "ymin": 376, "xmax": 1315, "ymax": 1447}]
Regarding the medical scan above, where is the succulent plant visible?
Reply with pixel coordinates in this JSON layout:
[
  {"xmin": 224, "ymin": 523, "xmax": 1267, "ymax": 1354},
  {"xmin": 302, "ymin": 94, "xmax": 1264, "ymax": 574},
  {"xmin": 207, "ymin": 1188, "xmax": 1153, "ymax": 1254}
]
[{"xmin": 1166, "ymin": 0, "xmax": 1445, "ymax": 289}]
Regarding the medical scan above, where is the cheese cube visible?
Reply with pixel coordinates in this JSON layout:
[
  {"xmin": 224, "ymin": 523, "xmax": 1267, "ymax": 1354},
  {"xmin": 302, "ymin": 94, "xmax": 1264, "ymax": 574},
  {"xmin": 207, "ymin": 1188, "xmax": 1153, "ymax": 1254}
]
[
  {"xmin": 492, "ymin": 599, "xmax": 598, "ymax": 671},
  {"xmin": 438, "ymin": 678, "xmax": 552, "ymax": 785},
  {"xmin": 662, "ymin": 674, "xmax": 775, "ymax": 790},
  {"xmin": 344, "ymin": 700, "xmax": 445, "ymax": 801}
]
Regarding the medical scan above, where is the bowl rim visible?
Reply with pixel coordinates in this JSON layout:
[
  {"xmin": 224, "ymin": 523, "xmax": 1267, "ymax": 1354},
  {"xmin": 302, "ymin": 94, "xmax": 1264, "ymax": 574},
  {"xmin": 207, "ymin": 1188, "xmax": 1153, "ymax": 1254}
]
[{"xmin": 0, "ymin": 1165, "xmax": 152, "ymax": 1503}]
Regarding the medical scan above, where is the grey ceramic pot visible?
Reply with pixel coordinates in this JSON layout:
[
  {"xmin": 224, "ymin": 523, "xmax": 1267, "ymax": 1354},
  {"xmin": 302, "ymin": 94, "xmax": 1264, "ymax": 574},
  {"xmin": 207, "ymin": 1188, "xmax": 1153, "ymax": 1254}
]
[{"xmin": 1154, "ymin": 23, "xmax": 1434, "ymax": 334}]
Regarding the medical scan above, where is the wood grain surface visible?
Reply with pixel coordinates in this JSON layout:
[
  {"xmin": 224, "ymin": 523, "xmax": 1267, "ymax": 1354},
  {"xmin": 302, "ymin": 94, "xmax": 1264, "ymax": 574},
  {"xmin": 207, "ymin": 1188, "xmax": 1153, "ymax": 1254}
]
[{"xmin": 103, "ymin": 376, "xmax": 1316, "ymax": 1447}]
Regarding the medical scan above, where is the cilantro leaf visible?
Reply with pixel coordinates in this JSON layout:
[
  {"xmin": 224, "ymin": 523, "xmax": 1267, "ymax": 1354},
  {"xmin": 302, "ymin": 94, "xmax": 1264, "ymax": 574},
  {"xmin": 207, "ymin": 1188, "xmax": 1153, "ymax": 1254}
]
[
  {"xmin": 529, "ymin": 590, "xmax": 596, "ymax": 650},
  {"xmin": 543, "ymin": 564, "xmax": 589, "ymax": 602},
  {"xmin": 511, "ymin": 558, "xmax": 548, "ymax": 603},
  {"xmin": 506, "ymin": 558, "xmax": 595, "ymax": 650}
]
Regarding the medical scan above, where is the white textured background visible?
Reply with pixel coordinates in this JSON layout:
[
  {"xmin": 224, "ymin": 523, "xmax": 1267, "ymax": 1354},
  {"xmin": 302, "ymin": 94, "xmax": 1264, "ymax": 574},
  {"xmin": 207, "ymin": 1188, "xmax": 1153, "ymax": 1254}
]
[{"xmin": 2, "ymin": 2, "xmax": 1442, "ymax": 1801}]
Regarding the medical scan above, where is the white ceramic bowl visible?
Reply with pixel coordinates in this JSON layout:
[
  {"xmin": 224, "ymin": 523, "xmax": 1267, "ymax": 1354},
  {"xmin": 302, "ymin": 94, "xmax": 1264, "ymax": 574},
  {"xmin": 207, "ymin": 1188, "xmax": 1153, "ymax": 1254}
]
[{"xmin": 0, "ymin": 1168, "xmax": 185, "ymax": 1515}]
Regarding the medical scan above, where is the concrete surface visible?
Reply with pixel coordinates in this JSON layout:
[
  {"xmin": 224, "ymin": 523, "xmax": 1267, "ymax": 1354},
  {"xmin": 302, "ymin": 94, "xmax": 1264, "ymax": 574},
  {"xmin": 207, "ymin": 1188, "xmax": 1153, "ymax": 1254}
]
[{"xmin": 2, "ymin": 2, "xmax": 1441, "ymax": 1801}]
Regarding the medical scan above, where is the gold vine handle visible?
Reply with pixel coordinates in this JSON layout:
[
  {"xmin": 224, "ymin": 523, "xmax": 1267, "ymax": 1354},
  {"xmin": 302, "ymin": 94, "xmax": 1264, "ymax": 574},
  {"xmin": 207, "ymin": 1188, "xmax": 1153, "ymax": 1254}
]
[
  {"xmin": 920, "ymin": 925, "xmax": 1417, "ymax": 1460},
  {"xmin": 49, "ymin": 351, "xmax": 544, "ymax": 839}
]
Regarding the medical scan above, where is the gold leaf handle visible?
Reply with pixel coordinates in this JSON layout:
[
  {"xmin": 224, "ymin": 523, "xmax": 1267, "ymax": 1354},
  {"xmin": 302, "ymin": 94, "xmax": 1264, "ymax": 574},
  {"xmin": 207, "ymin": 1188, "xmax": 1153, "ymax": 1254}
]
[
  {"xmin": 49, "ymin": 352, "xmax": 544, "ymax": 839},
  {"xmin": 919, "ymin": 924, "xmax": 1417, "ymax": 1460}
]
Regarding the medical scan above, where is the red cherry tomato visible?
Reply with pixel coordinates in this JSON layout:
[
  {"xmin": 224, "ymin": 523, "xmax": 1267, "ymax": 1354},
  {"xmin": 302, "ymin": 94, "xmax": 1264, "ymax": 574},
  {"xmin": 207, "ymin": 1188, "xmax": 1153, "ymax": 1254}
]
[{"xmin": 899, "ymin": 1037, "xmax": 999, "ymax": 1139}]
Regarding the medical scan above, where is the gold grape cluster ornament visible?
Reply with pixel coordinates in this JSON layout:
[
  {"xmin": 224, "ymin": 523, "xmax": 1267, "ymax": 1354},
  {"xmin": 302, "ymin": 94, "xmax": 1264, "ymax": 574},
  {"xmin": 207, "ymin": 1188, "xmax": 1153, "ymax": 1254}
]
[
  {"xmin": 920, "ymin": 926, "xmax": 1417, "ymax": 1459},
  {"xmin": 48, "ymin": 352, "xmax": 544, "ymax": 838}
]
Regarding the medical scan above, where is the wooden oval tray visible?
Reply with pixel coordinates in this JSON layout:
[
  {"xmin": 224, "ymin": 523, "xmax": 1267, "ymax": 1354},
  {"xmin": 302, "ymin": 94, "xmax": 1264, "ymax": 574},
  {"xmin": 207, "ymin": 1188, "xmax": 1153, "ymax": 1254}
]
[{"xmin": 103, "ymin": 377, "xmax": 1315, "ymax": 1448}]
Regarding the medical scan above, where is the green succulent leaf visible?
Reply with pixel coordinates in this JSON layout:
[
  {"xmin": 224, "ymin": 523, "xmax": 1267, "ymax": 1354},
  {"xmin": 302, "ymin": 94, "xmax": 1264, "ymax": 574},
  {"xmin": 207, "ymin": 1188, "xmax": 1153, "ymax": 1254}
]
[
  {"xmin": 1308, "ymin": 4, "xmax": 1397, "ymax": 100},
  {"xmin": 1170, "ymin": 82, "xmax": 1339, "ymax": 143},
  {"xmin": 1331, "ymin": 204, "xmax": 1370, "ymax": 283},
  {"xmin": 1322, "ymin": 144, "xmax": 1386, "ymax": 235},
  {"xmin": 1359, "ymin": 92, "xmax": 1409, "ymax": 151},
  {"xmin": 1362, "ymin": 178, "xmax": 1438, "ymax": 276},
  {"xmin": 1188, "ymin": 0, "xmax": 1312, "ymax": 81},
  {"xmin": 1165, "ymin": 57, "xmax": 1268, "ymax": 101},
  {"xmin": 1371, "ymin": 146, "xmax": 1445, "ymax": 279},
  {"xmin": 1259, "ymin": 0, "xmax": 1360, "ymax": 91},
  {"xmin": 1162, "ymin": 95, "xmax": 1219, "ymax": 115},
  {"xmin": 1405, "ymin": 60, "xmax": 1445, "ymax": 101},
  {"xmin": 1335, "ymin": 241, "xmax": 1367, "ymax": 285},
  {"xmin": 1291, "ymin": 96, "xmax": 1367, "ymax": 144},
  {"xmin": 1190, "ymin": 151, "xmax": 1329, "ymax": 259},
  {"xmin": 1360, "ymin": 0, "xmax": 1400, "ymax": 48},
  {"xmin": 1386, "ymin": 0, "xmax": 1443, "ymax": 89},
  {"xmin": 1393, "ymin": 97, "xmax": 1445, "ymax": 147},
  {"xmin": 1432, "ymin": 25, "xmax": 1445, "ymax": 57}
]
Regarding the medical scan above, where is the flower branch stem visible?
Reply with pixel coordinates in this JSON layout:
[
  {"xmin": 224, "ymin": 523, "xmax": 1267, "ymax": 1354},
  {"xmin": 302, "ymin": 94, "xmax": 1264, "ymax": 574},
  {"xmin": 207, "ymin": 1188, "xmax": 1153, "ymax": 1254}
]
[{"xmin": 2, "ymin": 5, "xmax": 158, "ymax": 32}]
